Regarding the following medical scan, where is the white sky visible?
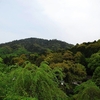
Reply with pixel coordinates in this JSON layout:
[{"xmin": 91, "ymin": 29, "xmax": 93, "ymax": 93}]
[{"xmin": 0, "ymin": 0, "xmax": 100, "ymax": 44}]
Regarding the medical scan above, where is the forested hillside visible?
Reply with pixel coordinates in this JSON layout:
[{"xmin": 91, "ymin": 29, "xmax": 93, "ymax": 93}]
[
  {"xmin": 0, "ymin": 38, "xmax": 100, "ymax": 100},
  {"xmin": 0, "ymin": 38, "xmax": 73, "ymax": 54}
]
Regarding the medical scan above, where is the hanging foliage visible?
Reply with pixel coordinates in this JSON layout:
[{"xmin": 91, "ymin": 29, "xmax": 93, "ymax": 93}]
[{"xmin": 5, "ymin": 62, "xmax": 68, "ymax": 100}]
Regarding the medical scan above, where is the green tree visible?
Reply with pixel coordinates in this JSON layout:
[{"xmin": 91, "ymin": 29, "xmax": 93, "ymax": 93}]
[
  {"xmin": 45, "ymin": 52, "xmax": 63, "ymax": 64},
  {"xmin": 63, "ymin": 50, "xmax": 74, "ymax": 61},
  {"xmin": 92, "ymin": 67, "xmax": 100, "ymax": 87},
  {"xmin": 6, "ymin": 62, "xmax": 68, "ymax": 100},
  {"xmin": 0, "ymin": 57, "xmax": 3, "ymax": 63},
  {"xmin": 0, "ymin": 71, "xmax": 10, "ymax": 100},
  {"xmin": 50, "ymin": 61, "xmax": 86, "ymax": 83},
  {"xmin": 73, "ymin": 80, "xmax": 100, "ymax": 100},
  {"xmin": 74, "ymin": 51, "xmax": 85, "ymax": 65},
  {"xmin": 0, "ymin": 57, "xmax": 8, "ymax": 72},
  {"xmin": 87, "ymin": 52, "xmax": 100, "ymax": 74}
]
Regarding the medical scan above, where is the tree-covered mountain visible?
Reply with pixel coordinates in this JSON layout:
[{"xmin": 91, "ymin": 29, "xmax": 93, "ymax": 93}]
[
  {"xmin": 71, "ymin": 39, "xmax": 100, "ymax": 57},
  {"xmin": 0, "ymin": 38, "xmax": 73, "ymax": 55},
  {"xmin": 0, "ymin": 38, "xmax": 100, "ymax": 100}
]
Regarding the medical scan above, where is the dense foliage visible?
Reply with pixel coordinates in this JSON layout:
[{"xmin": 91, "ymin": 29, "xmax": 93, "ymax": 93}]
[{"xmin": 0, "ymin": 38, "xmax": 100, "ymax": 100}]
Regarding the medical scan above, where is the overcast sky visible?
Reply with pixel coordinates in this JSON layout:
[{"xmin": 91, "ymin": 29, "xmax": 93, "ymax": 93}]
[{"xmin": 0, "ymin": 0, "xmax": 100, "ymax": 44}]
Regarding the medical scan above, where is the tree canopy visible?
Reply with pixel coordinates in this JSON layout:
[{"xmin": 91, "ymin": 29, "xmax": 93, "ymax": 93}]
[{"xmin": 0, "ymin": 38, "xmax": 100, "ymax": 100}]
